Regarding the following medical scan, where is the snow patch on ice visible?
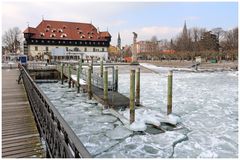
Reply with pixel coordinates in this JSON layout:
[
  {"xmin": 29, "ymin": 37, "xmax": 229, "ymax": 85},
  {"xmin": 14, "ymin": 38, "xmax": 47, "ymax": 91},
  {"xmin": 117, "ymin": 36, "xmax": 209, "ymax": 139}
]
[
  {"xmin": 129, "ymin": 121, "xmax": 147, "ymax": 132},
  {"xmin": 119, "ymin": 108, "xmax": 181, "ymax": 131},
  {"xmin": 71, "ymin": 75, "xmax": 86, "ymax": 85}
]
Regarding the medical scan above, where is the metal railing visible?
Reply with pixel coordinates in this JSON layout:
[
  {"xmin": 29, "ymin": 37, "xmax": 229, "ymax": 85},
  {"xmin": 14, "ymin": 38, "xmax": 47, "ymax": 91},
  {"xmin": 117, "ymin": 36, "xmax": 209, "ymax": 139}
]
[
  {"xmin": 59, "ymin": 64, "xmax": 116, "ymax": 90},
  {"xmin": 27, "ymin": 62, "xmax": 57, "ymax": 70},
  {"xmin": 21, "ymin": 65, "xmax": 91, "ymax": 158}
]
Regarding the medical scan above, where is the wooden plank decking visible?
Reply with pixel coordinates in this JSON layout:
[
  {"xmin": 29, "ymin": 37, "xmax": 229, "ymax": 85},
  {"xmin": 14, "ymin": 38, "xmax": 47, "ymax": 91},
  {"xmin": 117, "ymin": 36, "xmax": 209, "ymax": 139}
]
[{"xmin": 2, "ymin": 69, "xmax": 45, "ymax": 158}]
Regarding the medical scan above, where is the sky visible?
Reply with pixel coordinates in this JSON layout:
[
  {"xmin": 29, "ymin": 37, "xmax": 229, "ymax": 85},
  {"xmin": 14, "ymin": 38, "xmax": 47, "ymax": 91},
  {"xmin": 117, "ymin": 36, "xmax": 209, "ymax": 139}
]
[{"xmin": 1, "ymin": 0, "xmax": 238, "ymax": 46}]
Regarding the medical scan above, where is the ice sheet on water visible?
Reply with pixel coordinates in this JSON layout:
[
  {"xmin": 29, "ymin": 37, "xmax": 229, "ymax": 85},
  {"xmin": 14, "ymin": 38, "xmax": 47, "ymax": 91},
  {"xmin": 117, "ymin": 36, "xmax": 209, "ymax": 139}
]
[
  {"xmin": 93, "ymin": 115, "xmax": 118, "ymax": 123},
  {"xmin": 98, "ymin": 131, "xmax": 186, "ymax": 158},
  {"xmin": 38, "ymin": 68, "xmax": 238, "ymax": 158},
  {"xmin": 78, "ymin": 133, "xmax": 119, "ymax": 156},
  {"xmin": 106, "ymin": 126, "xmax": 133, "ymax": 140}
]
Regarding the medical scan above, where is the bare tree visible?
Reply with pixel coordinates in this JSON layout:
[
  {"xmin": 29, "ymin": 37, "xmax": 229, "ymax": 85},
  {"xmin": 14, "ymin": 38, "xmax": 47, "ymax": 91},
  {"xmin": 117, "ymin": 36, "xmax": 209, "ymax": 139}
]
[{"xmin": 2, "ymin": 27, "xmax": 23, "ymax": 54}]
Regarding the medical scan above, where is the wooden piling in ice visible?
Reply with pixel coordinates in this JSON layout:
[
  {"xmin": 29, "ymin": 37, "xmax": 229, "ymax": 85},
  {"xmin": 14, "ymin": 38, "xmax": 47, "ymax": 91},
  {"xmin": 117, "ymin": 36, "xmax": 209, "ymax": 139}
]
[
  {"xmin": 103, "ymin": 67, "xmax": 108, "ymax": 104},
  {"xmin": 100, "ymin": 58, "xmax": 103, "ymax": 77},
  {"xmin": 114, "ymin": 66, "xmax": 118, "ymax": 91},
  {"xmin": 61, "ymin": 63, "xmax": 64, "ymax": 85},
  {"xmin": 135, "ymin": 67, "xmax": 140, "ymax": 106},
  {"xmin": 88, "ymin": 66, "xmax": 92, "ymax": 99},
  {"xmin": 130, "ymin": 69, "xmax": 135, "ymax": 124},
  {"xmin": 167, "ymin": 70, "xmax": 173, "ymax": 115},
  {"xmin": 68, "ymin": 64, "xmax": 71, "ymax": 88},
  {"xmin": 77, "ymin": 65, "xmax": 80, "ymax": 93}
]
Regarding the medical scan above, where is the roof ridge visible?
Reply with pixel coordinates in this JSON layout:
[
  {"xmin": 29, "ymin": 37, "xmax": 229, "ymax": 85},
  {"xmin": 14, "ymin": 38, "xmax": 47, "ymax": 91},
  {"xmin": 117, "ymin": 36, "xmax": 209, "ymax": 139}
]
[{"xmin": 42, "ymin": 19, "xmax": 92, "ymax": 25}]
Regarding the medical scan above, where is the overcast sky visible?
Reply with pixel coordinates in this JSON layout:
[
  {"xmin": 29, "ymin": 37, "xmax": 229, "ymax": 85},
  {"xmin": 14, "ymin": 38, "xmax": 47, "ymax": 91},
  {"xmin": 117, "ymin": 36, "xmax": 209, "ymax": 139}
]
[{"xmin": 2, "ymin": 0, "xmax": 238, "ymax": 46}]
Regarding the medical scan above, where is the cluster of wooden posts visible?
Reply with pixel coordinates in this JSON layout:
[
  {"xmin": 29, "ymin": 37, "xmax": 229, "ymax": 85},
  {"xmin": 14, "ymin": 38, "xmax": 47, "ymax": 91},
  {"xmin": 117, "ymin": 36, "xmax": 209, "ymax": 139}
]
[
  {"xmin": 129, "ymin": 69, "xmax": 173, "ymax": 124},
  {"xmin": 60, "ymin": 60, "xmax": 173, "ymax": 125}
]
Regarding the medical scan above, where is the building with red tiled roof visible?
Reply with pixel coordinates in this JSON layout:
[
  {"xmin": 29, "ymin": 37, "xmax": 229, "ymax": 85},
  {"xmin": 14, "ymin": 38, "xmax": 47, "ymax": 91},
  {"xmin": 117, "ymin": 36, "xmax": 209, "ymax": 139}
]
[{"xmin": 23, "ymin": 20, "xmax": 111, "ymax": 60}]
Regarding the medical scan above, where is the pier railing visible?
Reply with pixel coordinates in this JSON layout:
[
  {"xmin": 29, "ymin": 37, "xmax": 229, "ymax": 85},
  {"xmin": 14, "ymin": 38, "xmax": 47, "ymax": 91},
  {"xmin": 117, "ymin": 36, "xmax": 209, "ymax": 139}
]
[
  {"xmin": 59, "ymin": 64, "xmax": 116, "ymax": 90},
  {"xmin": 20, "ymin": 65, "xmax": 91, "ymax": 158}
]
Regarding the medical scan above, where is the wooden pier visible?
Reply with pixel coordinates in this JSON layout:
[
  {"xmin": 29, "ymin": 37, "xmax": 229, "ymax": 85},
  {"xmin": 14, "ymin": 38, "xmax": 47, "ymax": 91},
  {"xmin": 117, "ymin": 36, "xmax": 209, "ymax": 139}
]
[
  {"xmin": 2, "ymin": 69, "xmax": 45, "ymax": 158},
  {"xmin": 59, "ymin": 66, "xmax": 130, "ymax": 109}
]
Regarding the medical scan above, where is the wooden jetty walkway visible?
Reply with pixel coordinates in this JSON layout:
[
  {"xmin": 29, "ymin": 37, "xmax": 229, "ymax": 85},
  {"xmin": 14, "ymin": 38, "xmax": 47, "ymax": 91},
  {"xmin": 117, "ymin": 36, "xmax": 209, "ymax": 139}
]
[{"xmin": 2, "ymin": 69, "xmax": 45, "ymax": 158}]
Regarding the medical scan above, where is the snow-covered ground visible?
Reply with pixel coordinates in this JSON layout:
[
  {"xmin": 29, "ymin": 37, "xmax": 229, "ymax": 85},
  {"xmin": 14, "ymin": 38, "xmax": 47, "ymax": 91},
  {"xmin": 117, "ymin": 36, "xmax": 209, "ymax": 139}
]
[{"xmin": 38, "ymin": 64, "xmax": 238, "ymax": 158}]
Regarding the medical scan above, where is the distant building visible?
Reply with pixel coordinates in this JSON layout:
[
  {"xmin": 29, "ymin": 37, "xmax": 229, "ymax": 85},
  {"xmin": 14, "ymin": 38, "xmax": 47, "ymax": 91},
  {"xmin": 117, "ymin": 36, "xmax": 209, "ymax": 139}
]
[
  {"xmin": 136, "ymin": 41, "xmax": 158, "ymax": 54},
  {"xmin": 23, "ymin": 20, "xmax": 111, "ymax": 61},
  {"xmin": 108, "ymin": 45, "xmax": 119, "ymax": 56}
]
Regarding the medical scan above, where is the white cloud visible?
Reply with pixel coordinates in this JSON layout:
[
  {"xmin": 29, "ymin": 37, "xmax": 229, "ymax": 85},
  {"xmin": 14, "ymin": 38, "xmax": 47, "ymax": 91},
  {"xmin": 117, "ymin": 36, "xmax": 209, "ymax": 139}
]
[{"xmin": 184, "ymin": 16, "xmax": 199, "ymax": 21}]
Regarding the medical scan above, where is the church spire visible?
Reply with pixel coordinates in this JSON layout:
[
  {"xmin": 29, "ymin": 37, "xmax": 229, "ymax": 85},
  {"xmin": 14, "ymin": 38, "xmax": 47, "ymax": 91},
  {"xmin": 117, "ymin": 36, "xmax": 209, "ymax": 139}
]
[
  {"xmin": 117, "ymin": 32, "xmax": 121, "ymax": 50},
  {"xmin": 183, "ymin": 20, "xmax": 187, "ymax": 35}
]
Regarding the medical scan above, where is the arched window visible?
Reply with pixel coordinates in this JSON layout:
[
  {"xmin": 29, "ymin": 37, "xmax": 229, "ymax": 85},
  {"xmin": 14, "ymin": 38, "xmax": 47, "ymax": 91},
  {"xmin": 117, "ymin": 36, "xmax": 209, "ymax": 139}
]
[{"xmin": 58, "ymin": 29, "xmax": 63, "ymax": 33}]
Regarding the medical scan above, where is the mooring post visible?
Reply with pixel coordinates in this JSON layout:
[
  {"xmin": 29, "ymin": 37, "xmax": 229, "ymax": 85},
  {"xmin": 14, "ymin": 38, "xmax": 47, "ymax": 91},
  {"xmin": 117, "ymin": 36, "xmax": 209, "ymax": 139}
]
[
  {"xmin": 61, "ymin": 63, "xmax": 64, "ymax": 85},
  {"xmin": 91, "ymin": 56, "xmax": 93, "ymax": 73},
  {"xmin": 167, "ymin": 70, "xmax": 173, "ymax": 115},
  {"xmin": 68, "ymin": 64, "xmax": 71, "ymax": 88},
  {"xmin": 114, "ymin": 66, "xmax": 118, "ymax": 91},
  {"xmin": 135, "ymin": 67, "xmax": 140, "ymax": 106},
  {"xmin": 100, "ymin": 57, "xmax": 103, "ymax": 77},
  {"xmin": 103, "ymin": 67, "xmax": 108, "ymax": 105},
  {"xmin": 88, "ymin": 65, "xmax": 92, "ymax": 100},
  {"xmin": 130, "ymin": 69, "xmax": 135, "ymax": 124},
  {"xmin": 77, "ymin": 65, "xmax": 80, "ymax": 93}
]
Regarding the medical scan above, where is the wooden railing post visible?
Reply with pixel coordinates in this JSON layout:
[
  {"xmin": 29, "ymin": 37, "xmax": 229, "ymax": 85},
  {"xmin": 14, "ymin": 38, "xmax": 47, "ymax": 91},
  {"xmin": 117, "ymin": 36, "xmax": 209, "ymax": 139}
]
[
  {"xmin": 130, "ymin": 69, "xmax": 135, "ymax": 124},
  {"xmin": 167, "ymin": 70, "xmax": 173, "ymax": 115},
  {"xmin": 135, "ymin": 67, "xmax": 140, "ymax": 106}
]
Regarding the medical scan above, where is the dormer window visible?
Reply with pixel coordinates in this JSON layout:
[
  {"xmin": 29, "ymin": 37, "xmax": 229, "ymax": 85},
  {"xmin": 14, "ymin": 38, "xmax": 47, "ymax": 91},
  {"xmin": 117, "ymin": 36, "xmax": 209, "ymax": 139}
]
[
  {"xmin": 80, "ymin": 35, "xmax": 85, "ymax": 39},
  {"xmin": 47, "ymin": 24, "xmax": 51, "ymax": 28},
  {"xmin": 50, "ymin": 34, "xmax": 56, "ymax": 38},
  {"xmin": 52, "ymin": 29, "xmax": 56, "ymax": 33},
  {"xmin": 78, "ymin": 31, "xmax": 83, "ymax": 34},
  {"xmin": 45, "ymin": 28, "xmax": 50, "ymax": 32},
  {"xmin": 63, "ymin": 25, "xmax": 66, "ymax": 29},
  {"xmin": 58, "ymin": 29, "xmax": 63, "ymax": 33},
  {"xmin": 40, "ymin": 32, "xmax": 45, "ymax": 37},
  {"xmin": 77, "ymin": 27, "xmax": 80, "ymax": 30},
  {"xmin": 89, "ymin": 36, "xmax": 93, "ymax": 39},
  {"xmin": 61, "ymin": 33, "xmax": 67, "ymax": 38}
]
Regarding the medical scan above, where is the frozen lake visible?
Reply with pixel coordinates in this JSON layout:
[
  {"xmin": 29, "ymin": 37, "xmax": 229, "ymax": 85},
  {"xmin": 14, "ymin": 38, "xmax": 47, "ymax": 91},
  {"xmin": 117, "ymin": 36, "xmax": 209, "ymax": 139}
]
[{"xmin": 38, "ymin": 64, "xmax": 238, "ymax": 158}]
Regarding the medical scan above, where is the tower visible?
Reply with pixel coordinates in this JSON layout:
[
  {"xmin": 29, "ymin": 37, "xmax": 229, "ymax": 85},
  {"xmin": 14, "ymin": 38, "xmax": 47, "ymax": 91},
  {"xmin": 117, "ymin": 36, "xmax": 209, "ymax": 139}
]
[
  {"xmin": 183, "ymin": 20, "xmax": 187, "ymax": 36},
  {"xmin": 117, "ymin": 32, "xmax": 121, "ymax": 50}
]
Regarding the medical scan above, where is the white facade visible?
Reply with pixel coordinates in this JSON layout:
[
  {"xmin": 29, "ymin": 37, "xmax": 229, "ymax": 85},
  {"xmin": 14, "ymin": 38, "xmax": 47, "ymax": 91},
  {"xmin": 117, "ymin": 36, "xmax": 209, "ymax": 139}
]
[{"xmin": 27, "ymin": 44, "xmax": 108, "ymax": 60}]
